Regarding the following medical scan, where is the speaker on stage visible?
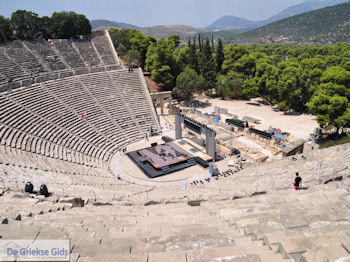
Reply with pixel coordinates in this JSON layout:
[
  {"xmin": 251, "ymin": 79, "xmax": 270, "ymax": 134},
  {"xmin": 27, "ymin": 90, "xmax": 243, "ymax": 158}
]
[
  {"xmin": 25, "ymin": 182, "xmax": 34, "ymax": 193},
  {"xmin": 40, "ymin": 184, "xmax": 49, "ymax": 197}
]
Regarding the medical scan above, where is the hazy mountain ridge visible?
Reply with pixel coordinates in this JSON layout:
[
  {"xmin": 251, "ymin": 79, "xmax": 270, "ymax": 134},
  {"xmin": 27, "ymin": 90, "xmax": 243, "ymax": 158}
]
[
  {"xmin": 91, "ymin": 19, "xmax": 140, "ymax": 30},
  {"xmin": 234, "ymin": 1, "xmax": 350, "ymax": 45},
  {"xmin": 206, "ymin": 0, "xmax": 349, "ymax": 31},
  {"xmin": 206, "ymin": 16, "xmax": 255, "ymax": 31},
  {"xmin": 91, "ymin": 20, "xmax": 208, "ymax": 40}
]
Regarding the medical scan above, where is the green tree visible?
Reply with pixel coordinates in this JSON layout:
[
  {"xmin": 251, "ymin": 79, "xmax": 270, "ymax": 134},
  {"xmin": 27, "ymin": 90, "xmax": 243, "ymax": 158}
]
[
  {"xmin": 127, "ymin": 49, "xmax": 140, "ymax": 69},
  {"xmin": 11, "ymin": 10, "xmax": 41, "ymax": 40},
  {"xmin": 233, "ymin": 54, "xmax": 256, "ymax": 79},
  {"xmin": 117, "ymin": 43, "xmax": 127, "ymax": 56},
  {"xmin": 242, "ymin": 78, "xmax": 259, "ymax": 99},
  {"xmin": 76, "ymin": 14, "xmax": 91, "ymax": 36},
  {"xmin": 222, "ymin": 45, "xmax": 249, "ymax": 73},
  {"xmin": 188, "ymin": 38, "xmax": 199, "ymax": 73},
  {"xmin": 216, "ymin": 38, "xmax": 224, "ymax": 73},
  {"xmin": 308, "ymin": 66, "xmax": 350, "ymax": 127},
  {"xmin": 40, "ymin": 16, "xmax": 52, "ymax": 39},
  {"xmin": 145, "ymin": 38, "xmax": 177, "ymax": 90},
  {"xmin": 168, "ymin": 34, "xmax": 180, "ymax": 48},
  {"xmin": 130, "ymin": 31, "xmax": 154, "ymax": 68},
  {"xmin": 49, "ymin": 11, "xmax": 91, "ymax": 39},
  {"xmin": 174, "ymin": 46, "xmax": 189, "ymax": 72},
  {"xmin": 199, "ymin": 39, "xmax": 216, "ymax": 90},
  {"xmin": 277, "ymin": 65, "xmax": 301, "ymax": 112},
  {"xmin": 110, "ymin": 28, "xmax": 133, "ymax": 51},
  {"xmin": 0, "ymin": 15, "xmax": 12, "ymax": 42},
  {"xmin": 173, "ymin": 66, "xmax": 205, "ymax": 99},
  {"xmin": 216, "ymin": 74, "xmax": 243, "ymax": 99}
]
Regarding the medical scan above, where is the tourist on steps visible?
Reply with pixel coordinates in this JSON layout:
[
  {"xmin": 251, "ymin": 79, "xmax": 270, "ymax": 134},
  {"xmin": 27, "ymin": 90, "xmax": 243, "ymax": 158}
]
[{"xmin": 293, "ymin": 172, "xmax": 302, "ymax": 190}]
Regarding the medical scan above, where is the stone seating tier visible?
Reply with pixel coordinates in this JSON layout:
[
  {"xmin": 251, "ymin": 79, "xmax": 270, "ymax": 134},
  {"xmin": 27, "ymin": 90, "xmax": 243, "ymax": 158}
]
[
  {"xmin": 0, "ymin": 31, "xmax": 120, "ymax": 88},
  {"xmin": 1, "ymin": 178, "xmax": 349, "ymax": 262},
  {"xmin": 0, "ymin": 70, "xmax": 158, "ymax": 168}
]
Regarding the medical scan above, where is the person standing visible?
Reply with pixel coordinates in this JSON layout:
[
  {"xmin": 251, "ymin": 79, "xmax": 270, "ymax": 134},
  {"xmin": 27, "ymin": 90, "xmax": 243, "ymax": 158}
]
[{"xmin": 293, "ymin": 172, "xmax": 302, "ymax": 190}]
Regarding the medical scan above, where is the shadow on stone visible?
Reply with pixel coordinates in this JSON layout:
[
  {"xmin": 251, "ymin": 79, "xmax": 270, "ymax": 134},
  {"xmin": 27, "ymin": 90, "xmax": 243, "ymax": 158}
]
[
  {"xmin": 187, "ymin": 200, "xmax": 205, "ymax": 207},
  {"xmin": 250, "ymin": 191, "xmax": 267, "ymax": 197},
  {"xmin": 144, "ymin": 200, "xmax": 160, "ymax": 206}
]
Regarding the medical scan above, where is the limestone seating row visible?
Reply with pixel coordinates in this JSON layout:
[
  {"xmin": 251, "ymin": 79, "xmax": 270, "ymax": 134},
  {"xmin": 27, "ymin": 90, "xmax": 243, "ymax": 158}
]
[
  {"xmin": 79, "ymin": 72, "xmax": 144, "ymax": 137},
  {"xmin": 73, "ymin": 40, "xmax": 101, "ymax": 67},
  {"xmin": 0, "ymin": 191, "xmax": 71, "ymax": 223},
  {"xmin": 0, "ymin": 166, "xmax": 139, "ymax": 201},
  {"xmin": 1, "ymin": 41, "xmax": 47, "ymax": 76},
  {"xmin": 3, "ymin": 80, "xmax": 127, "ymax": 164},
  {"xmin": 0, "ymin": 147, "xmax": 146, "ymax": 201},
  {"xmin": 91, "ymin": 35, "xmax": 116, "ymax": 65},
  {"xmin": 1, "ymin": 65, "xmax": 157, "ymax": 172},
  {"xmin": 0, "ymin": 70, "xmax": 157, "ymax": 169},
  {"xmin": 0, "ymin": 190, "xmax": 291, "ymax": 262},
  {"xmin": 199, "ymin": 143, "xmax": 350, "ymax": 194},
  {"xmin": 0, "ymin": 33, "xmax": 120, "ymax": 87},
  {"xmin": 24, "ymin": 40, "xmax": 67, "ymax": 71},
  {"xmin": 0, "ymin": 110, "xmax": 107, "ymax": 167},
  {"xmin": 0, "ymin": 49, "xmax": 30, "ymax": 83},
  {"xmin": 200, "ymin": 184, "xmax": 350, "ymax": 261},
  {"xmin": 45, "ymin": 76, "xmax": 136, "ymax": 150},
  {"xmin": 52, "ymin": 39, "xmax": 86, "ymax": 69},
  {"xmin": 109, "ymin": 71, "xmax": 156, "ymax": 132},
  {"xmin": 0, "ymin": 94, "xmax": 109, "ymax": 166},
  {"xmin": 0, "ymin": 124, "xmax": 101, "ymax": 167},
  {"xmin": 4, "ymin": 85, "xmax": 106, "ymax": 146},
  {"xmin": 0, "ymin": 145, "xmax": 105, "ymax": 174}
]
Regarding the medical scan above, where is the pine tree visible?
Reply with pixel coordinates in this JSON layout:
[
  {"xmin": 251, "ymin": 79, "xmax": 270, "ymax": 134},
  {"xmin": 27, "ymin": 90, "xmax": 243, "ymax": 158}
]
[{"xmin": 216, "ymin": 38, "xmax": 224, "ymax": 73}]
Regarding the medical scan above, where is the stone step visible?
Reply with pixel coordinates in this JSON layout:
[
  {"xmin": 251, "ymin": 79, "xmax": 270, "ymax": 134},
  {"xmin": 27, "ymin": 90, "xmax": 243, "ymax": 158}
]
[
  {"xmin": 78, "ymin": 253, "xmax": 147, "ymax": 262},
  {"xmin": 0, "ymin": 224, "xmax": 40, "ymax": 240},
  {"xmin": 279, "ymin": 235, "xmax": 344, "ymax": 261},
  {"xmin": 186, "ymin": 244, "xmax": 286, "ymax": 262},
  {"xmin": 299, "ymin": 243, "xmax": 350, "ymax": 262},
  {"xmin": 148, "ymin": 251, "xmax": 186, "ymax": 262}
]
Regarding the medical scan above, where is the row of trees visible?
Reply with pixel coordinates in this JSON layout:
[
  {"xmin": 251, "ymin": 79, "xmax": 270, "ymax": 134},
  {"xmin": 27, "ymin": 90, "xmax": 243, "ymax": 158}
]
[
  {"xmin": 0, "ymin": 10, "xmax": 91, "ymax": 42},
  {"xmin": 110, "ymin": 29, "xmax": 350, "ymax": 129}
]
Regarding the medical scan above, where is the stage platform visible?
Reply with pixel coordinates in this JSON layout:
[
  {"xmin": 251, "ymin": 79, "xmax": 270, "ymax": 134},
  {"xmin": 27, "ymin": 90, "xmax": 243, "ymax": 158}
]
[
  {"xmin": 173, "ymin": 138, "xmax": 213, "ymax": 162},
  {"xmin": 127, "ymin": 141, "xmax": 197, "ymax": 178}
]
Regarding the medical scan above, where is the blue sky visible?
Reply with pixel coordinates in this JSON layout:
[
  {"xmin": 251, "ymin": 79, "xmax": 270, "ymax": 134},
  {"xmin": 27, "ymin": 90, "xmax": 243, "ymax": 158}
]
[{"xmin": 0, "ymin": 0, "xmax": 305, "ymax": 28}]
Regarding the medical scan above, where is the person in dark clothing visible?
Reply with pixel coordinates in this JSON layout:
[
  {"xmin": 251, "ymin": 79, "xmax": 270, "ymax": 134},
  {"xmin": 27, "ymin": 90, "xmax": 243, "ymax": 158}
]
[{"xmin": 293, "ymin": 172, "xmax": 302, "ymax": 190}]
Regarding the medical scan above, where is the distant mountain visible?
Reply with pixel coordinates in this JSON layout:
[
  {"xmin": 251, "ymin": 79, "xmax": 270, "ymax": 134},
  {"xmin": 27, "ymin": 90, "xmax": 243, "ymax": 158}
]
[
  {"xmin": 206, "ymin": 0, "xmax": 349, "ymax": 31},
  {"xmin": 206, "ymin": 16, "xmax": 255, "ymax": 31},
  {"xmin": 233, "ymin": 1, "xmax": 350, "ymax": 45},
  {"xmin": 91, "ymin": 19, "xmax": 139, "ymax": 30},
  {"xmin": 91, "ymin": 19, "xmax": 207, "ymax": 41},
  {"xmin": 139, "ymin": 25, "xmax": 206, "ymax": 40},
  {"xmin": 266, "ymin": 0, "xmax": 349, "ymax": 23}
]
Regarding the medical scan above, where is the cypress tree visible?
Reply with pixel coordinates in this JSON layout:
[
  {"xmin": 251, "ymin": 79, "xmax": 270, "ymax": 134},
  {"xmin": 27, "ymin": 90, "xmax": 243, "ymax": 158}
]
[
  {"xmin": 211, "ymin": 35, "xmax": 214, "ymax": 52},
  {"xmin": 198, "ymin": 34, "xmax": 201, "ymax": 51},
  {"xmin": 200, "ymin": 39, "xmax": 216, "ymax": 90},
  {"xmin": 188, "ymin": 38, "xmax": 199, "ymax": 74},
  {"xmin": 216, "ymin": 38, "xmax": 224, "ymax": 73}
]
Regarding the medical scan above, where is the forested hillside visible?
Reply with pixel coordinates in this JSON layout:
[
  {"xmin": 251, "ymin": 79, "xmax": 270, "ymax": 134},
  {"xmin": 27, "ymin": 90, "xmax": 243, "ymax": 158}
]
[
  {"xmin": 109, "ymin": 28, "xmax": 350, "ymax": 129},
  {"xmin": 235, "ymin": 1, "xmax": 350, "ymax": 45}
]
